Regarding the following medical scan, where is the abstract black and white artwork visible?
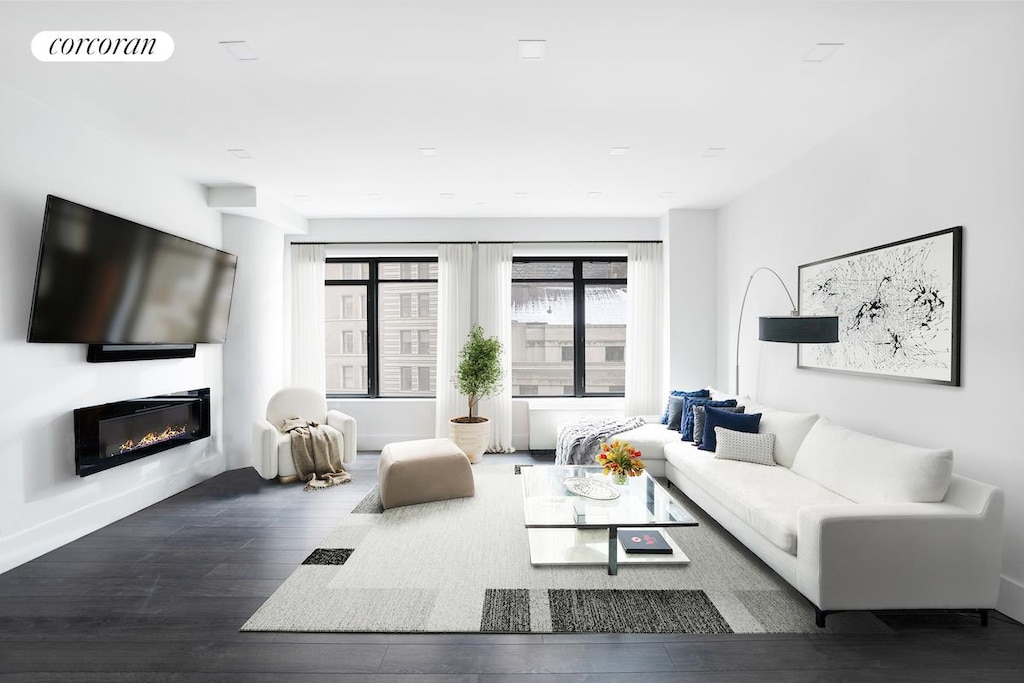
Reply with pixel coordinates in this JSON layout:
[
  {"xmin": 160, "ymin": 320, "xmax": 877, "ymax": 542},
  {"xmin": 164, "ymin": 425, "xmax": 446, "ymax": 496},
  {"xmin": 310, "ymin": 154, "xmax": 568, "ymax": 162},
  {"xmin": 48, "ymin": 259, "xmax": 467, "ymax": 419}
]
[{"xmin": 798, "ymin": 227, "xmax": 962, "ymax": 385}]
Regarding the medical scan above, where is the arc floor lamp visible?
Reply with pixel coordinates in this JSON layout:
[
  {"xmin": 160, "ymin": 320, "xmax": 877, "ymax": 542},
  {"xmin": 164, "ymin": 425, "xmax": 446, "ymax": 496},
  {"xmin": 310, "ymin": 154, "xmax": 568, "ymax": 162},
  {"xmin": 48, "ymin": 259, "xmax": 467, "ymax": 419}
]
[{"xmin": 735, "ymin": 267, "xmax": 839, "ymax": 394}]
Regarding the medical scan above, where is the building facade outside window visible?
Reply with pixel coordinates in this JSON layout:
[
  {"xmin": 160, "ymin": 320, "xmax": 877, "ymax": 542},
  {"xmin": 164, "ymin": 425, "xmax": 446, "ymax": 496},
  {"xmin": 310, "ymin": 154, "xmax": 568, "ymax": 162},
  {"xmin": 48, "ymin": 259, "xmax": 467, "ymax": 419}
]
[
  {"xmin": 325, "ymin": 258, "xmax": 438, "ymax": 397},
  {"xmin": 511, "ymin": 258, "xmax": 627, "ymax": 397}
]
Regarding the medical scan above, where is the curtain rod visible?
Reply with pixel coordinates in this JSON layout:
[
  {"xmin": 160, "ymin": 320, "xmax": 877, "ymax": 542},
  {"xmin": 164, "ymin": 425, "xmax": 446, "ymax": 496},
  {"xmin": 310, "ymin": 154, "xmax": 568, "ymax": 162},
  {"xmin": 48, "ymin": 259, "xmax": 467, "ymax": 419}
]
[{"xmin": 290, "ymin": 240, "xmax": 662, "ymax": 245}]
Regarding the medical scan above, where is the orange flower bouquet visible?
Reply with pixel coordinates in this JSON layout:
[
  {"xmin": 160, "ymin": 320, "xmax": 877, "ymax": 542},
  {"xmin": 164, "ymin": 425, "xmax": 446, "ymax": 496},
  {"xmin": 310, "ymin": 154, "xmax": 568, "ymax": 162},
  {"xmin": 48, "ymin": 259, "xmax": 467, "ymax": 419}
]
[{"xmin": 595, "ymin": 439, "xmax": 645, "ymax": 484}]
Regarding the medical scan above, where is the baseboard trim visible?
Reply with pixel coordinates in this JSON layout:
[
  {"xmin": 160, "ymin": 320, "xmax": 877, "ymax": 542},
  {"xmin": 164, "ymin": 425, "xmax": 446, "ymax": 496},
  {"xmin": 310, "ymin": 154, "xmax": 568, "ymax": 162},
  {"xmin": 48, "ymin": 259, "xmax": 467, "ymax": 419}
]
[
  {"xmin": 998, "ymin": 574, "xmax": 1024, "ymax": 623},
  {"xmin": 0, "ymin": 452, "xmax": 226, "ymax": 575}
]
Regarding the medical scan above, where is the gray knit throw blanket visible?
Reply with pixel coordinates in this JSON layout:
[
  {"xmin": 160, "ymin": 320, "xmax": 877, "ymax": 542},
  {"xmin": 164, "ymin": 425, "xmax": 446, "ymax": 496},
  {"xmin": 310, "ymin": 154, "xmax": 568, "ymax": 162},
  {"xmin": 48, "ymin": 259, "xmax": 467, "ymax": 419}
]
[{"xmin": 554, "ymin": 416, "xmax": 646, "ymax": 466}]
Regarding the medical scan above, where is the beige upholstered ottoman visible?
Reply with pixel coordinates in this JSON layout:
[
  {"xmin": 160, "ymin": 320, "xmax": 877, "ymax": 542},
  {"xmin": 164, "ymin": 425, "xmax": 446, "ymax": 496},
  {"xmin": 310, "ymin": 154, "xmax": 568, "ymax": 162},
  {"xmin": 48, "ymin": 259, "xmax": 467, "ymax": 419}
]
[{"xmin": 377, "ymin": 438, "xmax": 475, "ymax": 509}]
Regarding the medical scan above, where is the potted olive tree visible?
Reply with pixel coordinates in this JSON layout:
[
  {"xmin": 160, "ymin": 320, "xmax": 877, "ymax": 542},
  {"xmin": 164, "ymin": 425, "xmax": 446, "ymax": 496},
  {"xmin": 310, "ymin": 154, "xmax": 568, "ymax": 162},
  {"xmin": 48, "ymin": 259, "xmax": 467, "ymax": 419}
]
[{"xmin": 449, "ymin": 324, "xmax": 503, "ymax": 463}]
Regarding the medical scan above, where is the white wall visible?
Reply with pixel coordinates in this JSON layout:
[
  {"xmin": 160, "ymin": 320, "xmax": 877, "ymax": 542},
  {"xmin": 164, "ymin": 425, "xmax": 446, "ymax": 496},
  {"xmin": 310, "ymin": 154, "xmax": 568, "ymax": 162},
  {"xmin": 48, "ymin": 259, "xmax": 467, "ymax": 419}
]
[
  {"xmin": 717, "ymin": 36, "xmax": 1024, "ymax": 620},
  {"xmin": 303, "ymin": 217, "xmax": 659, "ymax": 244},
  {"xmin": 0, "ymin": 83, "xmax": 227, "ymax": 572},
  {"xmin": 661, "ymin": 209, "xmax": 718, "ymax": 391},
  {"xmin": 222, "ymin": 215, "xmax": 286, "ymax": 470}
]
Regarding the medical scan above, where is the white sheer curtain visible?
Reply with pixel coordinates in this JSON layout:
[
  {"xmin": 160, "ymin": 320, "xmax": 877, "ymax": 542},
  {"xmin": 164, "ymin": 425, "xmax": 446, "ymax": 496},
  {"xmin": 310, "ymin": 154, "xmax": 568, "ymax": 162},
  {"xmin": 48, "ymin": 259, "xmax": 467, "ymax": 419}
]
[
  {"xmin": 290, "ymin": 244, "xmax": 327, "ymax": 396},
  {"xmin": 625, "ymin": 242, "xmax": 664, "ymax": 416},
  {"xmin": 476, "ymin": 243, "xmax": 515, "ymax": 453},
  {"xmin": 434, "ymin": 243, "xmax": 474, "ymax": 437}
]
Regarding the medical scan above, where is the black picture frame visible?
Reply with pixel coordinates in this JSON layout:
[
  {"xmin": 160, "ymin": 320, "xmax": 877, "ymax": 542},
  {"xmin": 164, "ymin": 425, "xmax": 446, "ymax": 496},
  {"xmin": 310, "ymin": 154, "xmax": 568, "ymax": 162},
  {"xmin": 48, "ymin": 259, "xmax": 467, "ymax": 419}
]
[{"xmin": 797, "ymin": 226, "xmax": 962, "ymax": 386}]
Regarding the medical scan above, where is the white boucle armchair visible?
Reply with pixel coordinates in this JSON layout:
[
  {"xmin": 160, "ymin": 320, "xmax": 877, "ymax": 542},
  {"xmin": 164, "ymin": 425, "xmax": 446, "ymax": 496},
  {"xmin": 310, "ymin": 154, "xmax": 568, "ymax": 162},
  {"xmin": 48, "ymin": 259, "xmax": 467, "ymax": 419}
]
[{"xmin": 253, "ymin": 387, "xmax": 357, "ymax": 481}]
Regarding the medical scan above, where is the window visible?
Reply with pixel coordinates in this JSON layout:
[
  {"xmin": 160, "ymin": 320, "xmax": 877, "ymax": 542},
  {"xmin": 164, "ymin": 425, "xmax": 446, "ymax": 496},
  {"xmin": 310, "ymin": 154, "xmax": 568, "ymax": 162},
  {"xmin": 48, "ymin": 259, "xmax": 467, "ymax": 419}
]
[
  {"xmin": 326, "ymin": 258, "xmax": 438, "ymax": 397},
  {"xmin": 511, "ymin": 257, "xmax": 627, "ymax": 397}
]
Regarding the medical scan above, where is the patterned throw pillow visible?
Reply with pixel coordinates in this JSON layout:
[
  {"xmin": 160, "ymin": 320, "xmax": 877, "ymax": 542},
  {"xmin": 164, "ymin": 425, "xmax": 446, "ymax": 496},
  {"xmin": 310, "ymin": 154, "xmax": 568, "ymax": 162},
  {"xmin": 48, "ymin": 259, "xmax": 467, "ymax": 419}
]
[
  {"xmin": 680, "ymin": 398, "xmax": 738, "ymax": 441},
  {"xmin": 714, "ymin": 428, "xmax": 777, "ymax": 467},
  {"xmin": 698, "ymin": 405, "xmax": 762, "ymax": 452},
  {"xmin": 692, "ymin": 405, "xmax": 746, "ymax": 447},
  {"xmin": 660, "ymin": 389, "xmax": 710, "ymax": 424}
]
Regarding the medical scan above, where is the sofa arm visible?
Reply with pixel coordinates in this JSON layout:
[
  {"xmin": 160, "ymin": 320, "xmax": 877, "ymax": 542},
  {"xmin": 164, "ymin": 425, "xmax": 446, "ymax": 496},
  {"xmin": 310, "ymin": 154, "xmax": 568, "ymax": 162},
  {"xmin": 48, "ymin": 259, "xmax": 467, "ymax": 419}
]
[
  {"xmin": 253, "ymin": 419, "xmax": 281, "ymax": 480},
  {"xmin": 327, "ymin": 409, "xmax": 357, "ymax": 465},
  {"xmin": 798, "ymin": 491, "xmax": 1004, "ymax": 611}
]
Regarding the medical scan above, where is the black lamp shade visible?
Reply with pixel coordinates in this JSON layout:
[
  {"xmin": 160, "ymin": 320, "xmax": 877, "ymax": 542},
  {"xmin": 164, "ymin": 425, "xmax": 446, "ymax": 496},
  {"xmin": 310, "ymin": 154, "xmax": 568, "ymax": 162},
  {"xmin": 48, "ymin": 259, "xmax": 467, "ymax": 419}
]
[{"xmin": 758, "ymin": 316, "xmax": 839, "ymax": 343}]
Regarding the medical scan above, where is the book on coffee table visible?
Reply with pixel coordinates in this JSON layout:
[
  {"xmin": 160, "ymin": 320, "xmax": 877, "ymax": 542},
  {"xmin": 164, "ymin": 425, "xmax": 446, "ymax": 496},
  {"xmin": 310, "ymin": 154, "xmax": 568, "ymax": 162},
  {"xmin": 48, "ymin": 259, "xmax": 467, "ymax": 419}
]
[{"xmin": 617, "ymin": 529, "xmax": 673, "ymax": 554}]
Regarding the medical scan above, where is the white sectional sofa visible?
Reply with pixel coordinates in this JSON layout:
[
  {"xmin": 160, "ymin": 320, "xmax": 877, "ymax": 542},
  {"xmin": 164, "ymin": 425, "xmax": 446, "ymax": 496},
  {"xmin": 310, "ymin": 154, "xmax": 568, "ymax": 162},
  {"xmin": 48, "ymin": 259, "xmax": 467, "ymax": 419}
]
[{"xmin": 651, "ymin": 396, "xmax": 1005, "ymax": 626}]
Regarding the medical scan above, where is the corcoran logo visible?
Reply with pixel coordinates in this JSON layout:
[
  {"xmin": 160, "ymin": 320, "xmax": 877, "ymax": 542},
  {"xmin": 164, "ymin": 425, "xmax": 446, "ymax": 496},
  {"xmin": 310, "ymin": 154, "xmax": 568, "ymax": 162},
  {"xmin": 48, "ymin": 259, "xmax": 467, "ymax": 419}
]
[{"xmin": 31, "ymin": 31, "xmax": 174, "ymax": 62}]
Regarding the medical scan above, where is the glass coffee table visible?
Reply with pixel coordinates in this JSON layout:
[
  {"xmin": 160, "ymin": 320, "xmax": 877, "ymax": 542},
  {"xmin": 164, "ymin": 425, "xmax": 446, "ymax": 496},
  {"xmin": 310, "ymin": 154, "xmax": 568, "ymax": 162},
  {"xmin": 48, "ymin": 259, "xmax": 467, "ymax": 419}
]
[{"xmin": 521, "ymin": 465, "xmax": 698, "ymax": 575}]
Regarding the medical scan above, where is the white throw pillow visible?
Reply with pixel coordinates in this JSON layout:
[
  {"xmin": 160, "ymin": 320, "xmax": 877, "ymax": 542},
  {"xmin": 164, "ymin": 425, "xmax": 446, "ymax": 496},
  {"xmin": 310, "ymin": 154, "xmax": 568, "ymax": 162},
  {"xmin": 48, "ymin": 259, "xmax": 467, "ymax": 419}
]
[
  {"xmin": 714, "ymin": 428, "xmax": 776, "ymax": 467},
  {"xmin": 790, "ymin": 417, "xmax": 953, "ymax": 504},
  {"xmin": 754, "ymin": 409, "xmax": 819, "ymax": 468}
]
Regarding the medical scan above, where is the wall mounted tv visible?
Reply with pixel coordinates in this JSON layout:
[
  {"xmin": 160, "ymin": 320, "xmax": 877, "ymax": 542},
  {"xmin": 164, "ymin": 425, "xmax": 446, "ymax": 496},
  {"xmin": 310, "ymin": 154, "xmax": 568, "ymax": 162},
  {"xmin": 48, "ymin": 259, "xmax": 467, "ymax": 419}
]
[{"xmin": 27, "ymin": 195, "xmax": 237, "ymax": 348}]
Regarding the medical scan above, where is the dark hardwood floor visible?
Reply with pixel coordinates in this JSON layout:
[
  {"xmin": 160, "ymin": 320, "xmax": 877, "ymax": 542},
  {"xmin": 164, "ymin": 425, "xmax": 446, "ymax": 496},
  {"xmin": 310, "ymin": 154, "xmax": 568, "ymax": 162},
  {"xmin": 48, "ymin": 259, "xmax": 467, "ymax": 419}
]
[{"xmin": 1, "ymin": 452, "xmax": 1021, "ymax": 682}]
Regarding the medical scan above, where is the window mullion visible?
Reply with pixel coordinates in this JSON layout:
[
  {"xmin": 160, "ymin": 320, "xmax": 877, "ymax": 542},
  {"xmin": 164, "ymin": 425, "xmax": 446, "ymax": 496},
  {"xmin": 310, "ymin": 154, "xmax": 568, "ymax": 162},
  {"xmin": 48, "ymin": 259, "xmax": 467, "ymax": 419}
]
[
  {"xmin": 573, "ymin": 259, "xmax": 586, "ymax": 397},
  {"xmin": 368, "ymin": 261, "xmax": 380, "ymax": 398}
]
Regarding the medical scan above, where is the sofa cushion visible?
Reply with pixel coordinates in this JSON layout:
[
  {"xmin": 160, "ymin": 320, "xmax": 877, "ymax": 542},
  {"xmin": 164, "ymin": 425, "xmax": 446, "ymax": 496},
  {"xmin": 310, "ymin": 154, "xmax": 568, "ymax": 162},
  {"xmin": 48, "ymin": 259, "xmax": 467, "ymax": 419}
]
[
  {"xmin": 790, "ymin": 417, "xmax": 954, "ymax": 504},
  {"xmin": 665, "ymin": 395, "xmax": 689, "ymax": 431},
  {"xmin": 666, "ymin": 443, "xmax": 852, "ymax": 553},
  {"xmin": 698, "ymin": 406, "xmax": 761, "ymax": 452},
  {"xmin": 750, "ymin": 407, "xmax": 819, "ymax": 468},
  {"xmin": 681, "ymin": 398, "xmax": 738, "ymax": 441},
  {"xmin": 660, "ymin": 389, "xmax": 710, "ymax": 424},
  {"xmin": 714, "ymin": 428, "xmax": 776, "ymax": 467},
  {"xmin": 693, "ymin": 405, "xmax": 745, "ymax": 447},
  {"xmin": 612, "ymin": 422, "xmax": 680, "ymax": 461}
]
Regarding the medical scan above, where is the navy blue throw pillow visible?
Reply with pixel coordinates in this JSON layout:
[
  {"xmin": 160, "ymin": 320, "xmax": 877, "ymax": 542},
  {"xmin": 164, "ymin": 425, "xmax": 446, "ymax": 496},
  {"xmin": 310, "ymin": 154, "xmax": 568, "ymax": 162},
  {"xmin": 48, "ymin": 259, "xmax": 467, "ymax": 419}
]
[
  {"xmin": 660, "ymin": 388, "xmax": 710, "ymax": 424},
  {"xmin": 698, "ymin": 405, "xmax": 762, "ymax": 452},
  {"xmin": 680, "ymin": 398, "xmax": 738, "ymax": 441}
]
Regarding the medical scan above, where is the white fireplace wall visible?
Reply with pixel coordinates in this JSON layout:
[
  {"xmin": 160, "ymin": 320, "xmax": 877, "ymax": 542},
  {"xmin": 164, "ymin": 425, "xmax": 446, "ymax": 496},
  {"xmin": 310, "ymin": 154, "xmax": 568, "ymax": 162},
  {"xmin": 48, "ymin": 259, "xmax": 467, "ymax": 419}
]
[{"xmin": 0, "ymin": 82, "xmax": 227, "ymax": 573}]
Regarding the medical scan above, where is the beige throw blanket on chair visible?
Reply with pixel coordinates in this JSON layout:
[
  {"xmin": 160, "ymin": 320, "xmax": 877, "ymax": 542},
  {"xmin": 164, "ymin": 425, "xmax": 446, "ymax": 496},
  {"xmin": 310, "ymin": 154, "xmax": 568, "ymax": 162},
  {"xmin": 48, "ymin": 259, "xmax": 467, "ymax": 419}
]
[{"xmin": 281, "ymin": 417, "xmax": 353, "ymax": 491}]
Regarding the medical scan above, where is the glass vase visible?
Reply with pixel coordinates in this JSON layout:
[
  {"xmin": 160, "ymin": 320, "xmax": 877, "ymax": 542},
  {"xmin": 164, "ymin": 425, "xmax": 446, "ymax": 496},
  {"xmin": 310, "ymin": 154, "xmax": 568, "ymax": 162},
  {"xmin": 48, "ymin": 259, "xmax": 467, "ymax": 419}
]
[{"xmin": 613, "ymin": 471, "xmax": 629, "ymax": 485}]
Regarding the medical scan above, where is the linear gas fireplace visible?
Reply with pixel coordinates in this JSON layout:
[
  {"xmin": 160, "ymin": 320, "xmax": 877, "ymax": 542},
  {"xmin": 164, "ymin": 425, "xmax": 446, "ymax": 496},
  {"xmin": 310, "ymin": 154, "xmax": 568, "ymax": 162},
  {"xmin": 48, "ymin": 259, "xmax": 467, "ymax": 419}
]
[{"xmin": 73, "ymin": 388, "xmax": 211, "ymax": 477}]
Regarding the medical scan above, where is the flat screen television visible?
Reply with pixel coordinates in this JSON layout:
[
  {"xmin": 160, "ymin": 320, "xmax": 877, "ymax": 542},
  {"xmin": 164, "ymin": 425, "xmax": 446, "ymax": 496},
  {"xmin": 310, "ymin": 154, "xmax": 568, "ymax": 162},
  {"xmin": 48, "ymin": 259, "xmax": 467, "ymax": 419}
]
[{"xmin": 27, "ymin": 195, "xmax": 237, "ymax": 344}]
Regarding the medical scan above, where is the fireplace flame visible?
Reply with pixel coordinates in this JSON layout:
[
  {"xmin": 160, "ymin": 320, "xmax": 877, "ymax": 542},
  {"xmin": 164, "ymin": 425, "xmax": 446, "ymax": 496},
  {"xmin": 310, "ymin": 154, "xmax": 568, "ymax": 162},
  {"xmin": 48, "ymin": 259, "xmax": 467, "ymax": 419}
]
[{"xmin": 117, "ymin": 424, "xmax": 189, "ymax": 455}]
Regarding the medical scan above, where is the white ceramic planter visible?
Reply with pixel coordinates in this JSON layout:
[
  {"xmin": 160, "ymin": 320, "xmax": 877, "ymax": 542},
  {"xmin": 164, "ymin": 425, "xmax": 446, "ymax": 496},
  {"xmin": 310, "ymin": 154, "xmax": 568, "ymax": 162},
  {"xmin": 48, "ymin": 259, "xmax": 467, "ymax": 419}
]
[{"xmin": 449, "ymin": 418, "xmax": 490, "ymax": 464}]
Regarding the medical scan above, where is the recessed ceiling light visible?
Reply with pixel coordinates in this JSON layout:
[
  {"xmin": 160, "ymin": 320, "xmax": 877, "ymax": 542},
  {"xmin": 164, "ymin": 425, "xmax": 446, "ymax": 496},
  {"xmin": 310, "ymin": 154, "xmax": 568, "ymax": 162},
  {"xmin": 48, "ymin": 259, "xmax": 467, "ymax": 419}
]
[
  {"xmin": 293, "ymin": 194, "xmax": 311, "ymax": 201},
  {"xmin": 518, "ymin": 40, "xmax": 546, "ymax": 60},
  {"xmin": 440, "ymin": 192, "xmax": 455, "ymax": 199},
  {"xmin": 475, "ymin": 201, "xmax": 487, "ymax": 206},
  {"xmin": 610, "ymin": 147, "xmax": 631, "ymax": 156},
  {"xmin": 367, "ymin": 193, "xmax": 382, "ymax": 200},
  {"xmin": 514, "ymin": 192, "xmax": 528, "ymax": 199},
  {"xmin": 418, "ymin": 147, "xmax": 438, "ymax": 156},
  {"xmin": 659, "ymin": 191, "xmax": 676, "ymax": 199},
  {"xmin": 219, "ymin": 40, "xmax": 258, "ymax": 61},
  {"xmin": 227, "ymin": 148, "xmax": 252, "ymax": 159},
  {"xmin": 587, "ymin": 191, "xmax": 602, "ymax": 199},
  {"xmin": 803, "ymin": 43, "xmax": 844, "ymax": 63},
  {"xmin": 701, "ymin": 147, "xmax": 727, "ymax": 157}
]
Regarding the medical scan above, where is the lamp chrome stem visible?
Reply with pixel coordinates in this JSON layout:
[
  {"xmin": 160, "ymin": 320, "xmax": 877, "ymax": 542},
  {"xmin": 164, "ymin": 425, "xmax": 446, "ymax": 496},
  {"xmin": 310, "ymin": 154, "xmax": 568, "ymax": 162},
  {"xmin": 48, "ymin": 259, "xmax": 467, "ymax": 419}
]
[{"xmin": 735, "ymin": 267, "xmax": 799, "ymax": 395}]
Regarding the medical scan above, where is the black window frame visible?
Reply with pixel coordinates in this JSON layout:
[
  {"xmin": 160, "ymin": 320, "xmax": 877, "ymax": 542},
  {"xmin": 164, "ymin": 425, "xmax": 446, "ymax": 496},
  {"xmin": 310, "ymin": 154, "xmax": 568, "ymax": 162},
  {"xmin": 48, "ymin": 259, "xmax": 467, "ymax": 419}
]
[
  {"xmin": 326, "ymin": 256, "xmax": 438, "ymax": 399},
  {"xmin": 512, "ymin": 256, "xmax": 627, "ymax": 398}
]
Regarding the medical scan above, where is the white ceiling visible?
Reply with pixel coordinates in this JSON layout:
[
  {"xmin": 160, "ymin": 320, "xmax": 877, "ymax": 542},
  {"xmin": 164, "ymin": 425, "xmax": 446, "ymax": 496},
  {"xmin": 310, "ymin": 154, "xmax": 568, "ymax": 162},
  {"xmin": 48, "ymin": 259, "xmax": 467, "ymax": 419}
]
[{"xmin": 0, "ymin": 1, "xmax": 1018, "ymax": 219}]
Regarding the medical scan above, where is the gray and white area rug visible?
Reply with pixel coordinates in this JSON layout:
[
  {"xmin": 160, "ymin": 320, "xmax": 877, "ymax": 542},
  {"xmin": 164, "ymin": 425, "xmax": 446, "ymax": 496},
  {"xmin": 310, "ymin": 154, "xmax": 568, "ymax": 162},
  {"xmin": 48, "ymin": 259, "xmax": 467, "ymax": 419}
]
[{"xmin": 241, "ymin": 464, "xmax": 889, "ymax": 634}]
